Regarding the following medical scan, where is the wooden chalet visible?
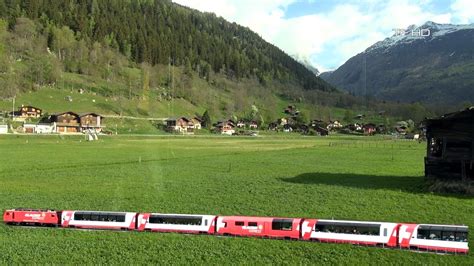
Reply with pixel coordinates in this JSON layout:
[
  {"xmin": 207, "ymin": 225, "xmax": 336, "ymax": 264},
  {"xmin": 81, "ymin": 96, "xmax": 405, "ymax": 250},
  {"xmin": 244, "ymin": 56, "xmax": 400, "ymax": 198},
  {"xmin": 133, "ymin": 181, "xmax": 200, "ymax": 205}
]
[
  {"xmin": 10, "ymin": 105, "xmax": 42, "ymax": 119},
  {"xmin": 166, "ymin": 117, "xmax": 194, "ymax": 134},
  {"xmin": 190, "ymin": 117, "xmax": 202, "ymax": 130},
  {"xmin": 425, "ymin": 107, "xmax": 474, "ymax": 183},
  {"xmin": 20, "ymin": 105, "xmax": 42, "ymax": 118},
  {"xmin": 236, "ymin": 120, "xmax": 246, "ymax": 128},
  {"xmin": 313, "ymin": 126, "xmax": 329, "ymax": 136},
  {"xmin": 80, "ymin": 113, "xmax": 104, "ymax": 133},
  {"xmin": 249, "ymin": 121, "xmax": 258, "ymax": 129},
  {"xmin": 363, "ymin": 123, "xmax": 376, "ymax": 135},
  {"xmin": 268, "ymin": 122, "xmax": 278, "ymax": 131},
  {"xmin": 214, "ymin": 119, "xmax": 235, "ymax": 135},
  {"xmin": 51, "ymin": 112, "xmax": 81, "ymax": 133},
  {"xmin": 283, "ymin": 124, "xmax": 293, "ymax": 132},
  {"xmin": 327, "ymin": 120, "xmax": 342, "ymax": 131}
]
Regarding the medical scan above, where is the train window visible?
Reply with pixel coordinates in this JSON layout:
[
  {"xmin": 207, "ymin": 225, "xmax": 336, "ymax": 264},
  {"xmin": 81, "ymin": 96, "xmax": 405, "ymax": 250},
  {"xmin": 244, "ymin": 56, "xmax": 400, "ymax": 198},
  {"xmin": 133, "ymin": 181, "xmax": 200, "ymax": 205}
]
[
  {"xmin": 235, "ymin": 221, "xmax": 244, "ymax": 226},
  {"xmin": 204, "ymin": 220, "xmax": 208, "ymax": 226},
  {"xmin": 149, "ymin": 215, "xmax": 202, "ymax": 225},
  {"xmin": 74, "ymin": 213, "xmax": 84, "ymax": 220},
  {"xmin": 116, "ymin": 215, "xmax": 125, "ymax": 222},
  {"xmin": 441, "ymin": 231, "xmax": 456, "ymax": 241},
  {"xmin": 314, "ymin": 222, "xmax": 380, "ymax": 235},
  {"xmin": 248, "ymin": 222, "xmax": 257, "ymax": 227},
  {"xmin": 429, "ymin": 230, "xmax": 442, "ymax": 240},
  {"xmin": 417, "ymin": 225, "xmax": 468, "ymax": 242},
  {"xmin": 383, "ymin": 228, "xmax": 387, "ymax": 237},
  {"xmin": 417, "ymin": 228, "xmax": 430, "ymax": 239},
  {"xmin": 456, "ymin": 232, "xmax": 468, "ymax": 242},
  {"xmin": 272, "ymin": 219, "xmax": 293, "ymax": 231}
]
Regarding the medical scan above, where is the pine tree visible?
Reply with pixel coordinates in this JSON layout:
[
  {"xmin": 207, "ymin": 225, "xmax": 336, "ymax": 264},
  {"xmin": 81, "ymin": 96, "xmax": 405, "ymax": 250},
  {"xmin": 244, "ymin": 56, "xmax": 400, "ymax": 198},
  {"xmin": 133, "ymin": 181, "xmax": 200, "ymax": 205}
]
[{"xmin": 201, "ymin": 110, "xmax": 211, "ymax": 129}]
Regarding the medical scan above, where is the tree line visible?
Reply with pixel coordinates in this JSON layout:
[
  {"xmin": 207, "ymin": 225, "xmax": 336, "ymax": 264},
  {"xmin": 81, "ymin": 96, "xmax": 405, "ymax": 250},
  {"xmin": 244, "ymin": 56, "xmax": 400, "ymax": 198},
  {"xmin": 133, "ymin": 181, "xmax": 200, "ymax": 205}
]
[{"xmin": 0, "ymin": 0, "xmax": 334, "ymax": 92}]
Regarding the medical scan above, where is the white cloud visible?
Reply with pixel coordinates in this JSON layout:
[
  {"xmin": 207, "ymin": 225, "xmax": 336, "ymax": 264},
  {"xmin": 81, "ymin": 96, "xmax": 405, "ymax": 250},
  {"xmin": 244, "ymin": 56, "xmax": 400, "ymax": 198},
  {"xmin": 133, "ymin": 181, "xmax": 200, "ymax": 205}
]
[
  {"xmin": 173, "ymin": 0, "xmax": 471, "ymax": 71},
  {"xmin": 451, "ymin": 0, "xmax": 474, "ymax": 24}
]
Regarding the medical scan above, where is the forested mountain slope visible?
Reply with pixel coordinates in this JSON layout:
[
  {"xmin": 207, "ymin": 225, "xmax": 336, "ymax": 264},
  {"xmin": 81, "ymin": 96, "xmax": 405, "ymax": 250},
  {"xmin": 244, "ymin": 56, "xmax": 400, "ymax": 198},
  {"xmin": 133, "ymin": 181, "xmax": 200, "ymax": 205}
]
[
  {"xmin": 0, "ymin": 0, "xmax": 332, "ymax": 91},
  {"xmin": 0, "ymin": 0, "xmax": 434, "ymax": 123}
]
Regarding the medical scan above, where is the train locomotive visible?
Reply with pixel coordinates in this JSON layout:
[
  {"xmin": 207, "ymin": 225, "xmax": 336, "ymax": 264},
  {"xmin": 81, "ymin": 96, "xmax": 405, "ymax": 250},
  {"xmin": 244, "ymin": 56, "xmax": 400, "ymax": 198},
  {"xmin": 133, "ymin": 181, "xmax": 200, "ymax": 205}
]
[{"xmin": 3, "ymin": 208, "xmax": 469, "ymax": 254}]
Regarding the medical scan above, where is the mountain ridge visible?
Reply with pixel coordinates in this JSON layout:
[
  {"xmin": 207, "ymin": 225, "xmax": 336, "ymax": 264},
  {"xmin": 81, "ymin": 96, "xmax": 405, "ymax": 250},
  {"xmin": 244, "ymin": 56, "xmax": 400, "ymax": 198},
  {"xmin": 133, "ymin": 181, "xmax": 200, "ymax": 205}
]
[{"xmin": 322, "ymin": 21, "xmax": 474, "ymax": 106}]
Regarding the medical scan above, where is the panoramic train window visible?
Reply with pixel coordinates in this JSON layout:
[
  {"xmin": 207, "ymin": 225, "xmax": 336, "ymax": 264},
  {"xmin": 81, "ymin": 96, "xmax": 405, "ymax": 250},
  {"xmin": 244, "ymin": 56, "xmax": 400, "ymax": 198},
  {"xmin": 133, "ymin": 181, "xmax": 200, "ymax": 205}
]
[
  {"xmin": 149, "ymin": 215, "xmax": 202, "ymax": 225},
  {"xmin": 272, "ymin": 219, "xmax": 293, "ymax": 231},
  {"xmin": 417, "ymin": 226, "xmax": 468, "ymax": 242},
  {"xmin": 74, "ymin": 212, "xmax": 125, "ymax": 222},
  {"xmin": 314, "ymin": 222, "xmax": 380, "ymax": 235}
]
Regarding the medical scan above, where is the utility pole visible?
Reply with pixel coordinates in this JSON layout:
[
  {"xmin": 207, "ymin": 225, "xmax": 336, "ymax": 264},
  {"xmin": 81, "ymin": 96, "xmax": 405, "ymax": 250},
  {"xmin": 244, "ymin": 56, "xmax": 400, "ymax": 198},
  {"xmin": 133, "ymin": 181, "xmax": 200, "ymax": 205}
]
[{"xmin": 11, "ymin": 96, "xmax": 15, "ymax": 120}]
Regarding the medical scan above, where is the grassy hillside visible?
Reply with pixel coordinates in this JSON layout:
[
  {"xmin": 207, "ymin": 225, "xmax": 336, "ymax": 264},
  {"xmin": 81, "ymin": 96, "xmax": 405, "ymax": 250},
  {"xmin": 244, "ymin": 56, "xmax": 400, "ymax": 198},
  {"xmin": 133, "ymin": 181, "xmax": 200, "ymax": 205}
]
[
  {"xmin": 0, "ymin": 10, "xmax": 434, "ymax": 127},
  {"xmin": 0, "ymin": 135, "xmax": 472, "ymax": 264},
  {"xmin": 0, "ymin": 58, "xmax": 396, "ymax": 133}
]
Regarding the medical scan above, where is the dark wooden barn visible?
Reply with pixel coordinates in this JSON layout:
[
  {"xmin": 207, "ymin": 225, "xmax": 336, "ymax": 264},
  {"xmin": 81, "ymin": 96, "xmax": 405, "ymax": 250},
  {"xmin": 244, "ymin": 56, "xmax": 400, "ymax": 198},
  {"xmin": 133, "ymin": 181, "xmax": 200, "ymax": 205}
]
[{"xmin": 425, "ymin": 107, "xmax": 474, "ymax": 184}]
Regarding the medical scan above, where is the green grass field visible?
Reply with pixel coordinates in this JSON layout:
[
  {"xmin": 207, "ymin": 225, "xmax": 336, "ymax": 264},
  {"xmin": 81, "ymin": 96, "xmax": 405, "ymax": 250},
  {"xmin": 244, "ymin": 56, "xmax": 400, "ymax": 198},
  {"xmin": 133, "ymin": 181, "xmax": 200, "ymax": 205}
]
[{"xmin": 0, "ymin": 135, "xmax": 472, "ymax": 264}]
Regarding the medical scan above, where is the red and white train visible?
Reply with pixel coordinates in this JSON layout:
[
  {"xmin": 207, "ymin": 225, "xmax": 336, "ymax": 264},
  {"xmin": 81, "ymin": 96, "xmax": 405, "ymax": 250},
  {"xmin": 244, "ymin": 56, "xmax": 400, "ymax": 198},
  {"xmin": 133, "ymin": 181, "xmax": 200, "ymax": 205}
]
[{"xmin": 3, "ymin": 208, "xmax": 469, "ymax": 254}]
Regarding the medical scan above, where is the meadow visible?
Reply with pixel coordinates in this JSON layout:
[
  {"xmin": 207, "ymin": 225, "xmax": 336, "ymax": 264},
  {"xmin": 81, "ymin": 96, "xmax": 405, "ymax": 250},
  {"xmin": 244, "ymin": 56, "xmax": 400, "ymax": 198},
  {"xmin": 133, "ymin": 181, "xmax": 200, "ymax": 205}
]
[{"xmin": 0, "ymin": 134, "xmax": 472, "ymax": 264}]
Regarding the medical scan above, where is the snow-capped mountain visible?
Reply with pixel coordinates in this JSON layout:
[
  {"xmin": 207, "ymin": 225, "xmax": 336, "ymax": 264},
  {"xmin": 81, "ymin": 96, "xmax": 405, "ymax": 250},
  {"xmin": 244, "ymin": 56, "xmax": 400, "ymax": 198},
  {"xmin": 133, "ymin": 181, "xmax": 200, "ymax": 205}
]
[
  {"xmin": 321, "ymin": 21, "xmax": 474, "ymax": 105},
  {"xmin": 367, "ymin": 21, "xmax": 474, "ymax": 53},
  {"xmin": 292, "ymin": 54, "xmax": 319, "ymax": 76}
]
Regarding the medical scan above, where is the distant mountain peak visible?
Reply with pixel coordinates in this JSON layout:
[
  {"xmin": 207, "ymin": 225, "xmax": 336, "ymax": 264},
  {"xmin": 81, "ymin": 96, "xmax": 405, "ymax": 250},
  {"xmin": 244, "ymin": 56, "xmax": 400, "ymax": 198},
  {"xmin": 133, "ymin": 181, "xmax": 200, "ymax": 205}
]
[
  {"xmin": 366, "ymin": 21, "xmax": 474, "ymax": 53},
  {"xmin": 324, "ymin": 21, "xmax": 474, "ymax": 105},
  {"xmin": 291, "ymin": 54, "xmax": 319, "ymax": 76}
]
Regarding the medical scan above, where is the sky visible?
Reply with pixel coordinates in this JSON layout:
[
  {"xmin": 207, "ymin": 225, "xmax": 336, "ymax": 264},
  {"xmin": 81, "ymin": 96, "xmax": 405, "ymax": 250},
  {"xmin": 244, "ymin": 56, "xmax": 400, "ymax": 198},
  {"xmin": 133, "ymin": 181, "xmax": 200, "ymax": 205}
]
[{"xmin": 172, "ymin": 0, "xmax": 474, "ymax": 72}]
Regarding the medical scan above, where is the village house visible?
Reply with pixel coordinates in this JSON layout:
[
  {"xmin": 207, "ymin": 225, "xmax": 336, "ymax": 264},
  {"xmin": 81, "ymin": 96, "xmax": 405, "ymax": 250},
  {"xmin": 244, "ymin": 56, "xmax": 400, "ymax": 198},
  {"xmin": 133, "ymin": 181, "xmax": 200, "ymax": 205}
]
[
  {"xmin": 283, "ymin": 124, "xmax": 293, "ymax": 132},
  {"xmin": 363, "ymin": 123, "xmax": 377, "ymax": 135},
  {"xmin": 80, "ymin": 113, "xmax": 104, "ymax": 133},
  {"xmin": 395, "ymin": 121, "xmax": 408, "ymax": 134},
  {"xmin": 10, "ymin": 105, "xmax": 42, "ymax": 120},
  {"xmin": 190, "ymin": 117, "xmax": 202, "ymax": 130},
  {"xmin": 327, "ymin": 120, "xmax": 343, "ymax": 131},
  {"xmin": 249, "ymin": 121, "xmax": 258, "ymax": 129},
  {"xmin": 236, "ymin": 120, "xmax": 246, "ymax": 128},
  {"xmin": 214, "ymin": 120, "xmax": 235, "ymax": 135},
  {"xmin": 309, "ymin": 119, "xmax": 326, "ymax": 128},
  {"xmin": 267, "ymin": 122, "xmax": 278, "ymax": 131},
  {"xmin": 50, "ymin": 112, "xmax": 81, "ymax": 133},
  {"xmin": 166, "ymin": 117, "xmax": 194, "ymax": 134},
  {"xmin": 278, "ymin": 118, "xmax": 288, "ymax": 126},
  {"xmin": 345, "ymin": 123, "xmax": 363, "ymax": 132},
  {"xmin": 19, "ymin": 105, "xmax": 42, "ymax": 118},
  {"xmin": 36, "ymin": 123, "xmax": 56, "ymax": 134}
]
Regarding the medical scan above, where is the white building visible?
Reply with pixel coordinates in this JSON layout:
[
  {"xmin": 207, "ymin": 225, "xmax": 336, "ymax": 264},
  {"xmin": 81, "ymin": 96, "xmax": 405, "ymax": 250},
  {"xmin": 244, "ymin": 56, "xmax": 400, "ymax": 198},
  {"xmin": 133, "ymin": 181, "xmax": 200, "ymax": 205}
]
[
  {"xmin": 0, "ymin": 124, "xmax": 8, "ymax": 134},
  {"xmin": 36, "ymin": 123, "xmax": 56, "ymax": 134}
]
